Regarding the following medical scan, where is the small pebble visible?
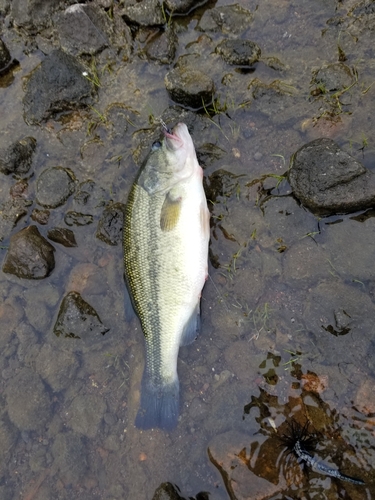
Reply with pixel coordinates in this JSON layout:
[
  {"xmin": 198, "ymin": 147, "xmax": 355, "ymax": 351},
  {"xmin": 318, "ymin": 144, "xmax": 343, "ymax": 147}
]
[{"xmin": 254, "ymin": 152, "xmax": 263, "ymax": 161}]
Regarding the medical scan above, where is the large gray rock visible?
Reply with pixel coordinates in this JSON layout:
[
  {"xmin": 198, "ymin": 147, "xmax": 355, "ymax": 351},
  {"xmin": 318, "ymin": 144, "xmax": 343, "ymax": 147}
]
[
  {"xmin": 2, "ymin": 225, "xmax": 55, "ymax": 279},
  {"xmin": 23, "ymin": 49, "xmax": 95, "ymax": 125},
  {"xmin": 289, "ymin": 138, "xmax": 375, "ymax": 215}
]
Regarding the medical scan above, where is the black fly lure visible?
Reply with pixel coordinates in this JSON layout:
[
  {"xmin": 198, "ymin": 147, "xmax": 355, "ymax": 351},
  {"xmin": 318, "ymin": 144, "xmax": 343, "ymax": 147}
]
[{"xmin": 280, "ymin": 420, "xmax": 365, "ymax": 486}]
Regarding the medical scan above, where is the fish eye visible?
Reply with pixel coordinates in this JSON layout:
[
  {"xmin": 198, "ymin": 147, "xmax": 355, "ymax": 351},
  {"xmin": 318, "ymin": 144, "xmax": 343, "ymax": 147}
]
[{"xmin": 151, "ymin": 141, "xmax": 162, "ymax": 151}]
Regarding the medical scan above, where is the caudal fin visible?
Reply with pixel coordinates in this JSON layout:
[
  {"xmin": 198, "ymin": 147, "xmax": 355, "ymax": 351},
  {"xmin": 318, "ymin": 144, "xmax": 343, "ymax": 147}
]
[{"xmin": 135, "ymin": 376, "xmax": 179, "ymax": 430}]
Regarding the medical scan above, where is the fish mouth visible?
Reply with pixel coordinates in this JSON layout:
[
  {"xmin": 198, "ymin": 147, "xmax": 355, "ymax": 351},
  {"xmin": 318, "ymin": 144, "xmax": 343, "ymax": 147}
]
[{"xmin": 163, "ymin": 123, "xmax": 184, "ymax": 150}]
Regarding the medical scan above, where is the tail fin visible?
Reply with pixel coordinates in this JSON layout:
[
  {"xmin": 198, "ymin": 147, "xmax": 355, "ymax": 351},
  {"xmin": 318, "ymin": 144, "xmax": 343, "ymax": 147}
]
[{"xmin": 135, "ymin": 376, "xmax": 179, "ymax": 430}]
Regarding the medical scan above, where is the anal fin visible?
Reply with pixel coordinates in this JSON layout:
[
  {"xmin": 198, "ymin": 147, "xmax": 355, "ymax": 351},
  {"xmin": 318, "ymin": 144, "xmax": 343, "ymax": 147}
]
[{"xmin": 180, "ymin": 301, "xmax": 201, "ymax": 346}]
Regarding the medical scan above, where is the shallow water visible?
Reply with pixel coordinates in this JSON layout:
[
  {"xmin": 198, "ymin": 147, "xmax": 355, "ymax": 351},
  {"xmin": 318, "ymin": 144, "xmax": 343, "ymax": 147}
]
[{"xmin": 1, "ymin": 0, "xmax": 375, "ymax": 499}]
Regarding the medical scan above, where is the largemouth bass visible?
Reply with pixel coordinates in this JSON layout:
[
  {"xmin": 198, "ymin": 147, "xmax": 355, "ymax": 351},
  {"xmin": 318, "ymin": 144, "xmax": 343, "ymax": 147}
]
[{"xmin": 123, "ymin": 122, "xmax": 210, "ymax": 430}]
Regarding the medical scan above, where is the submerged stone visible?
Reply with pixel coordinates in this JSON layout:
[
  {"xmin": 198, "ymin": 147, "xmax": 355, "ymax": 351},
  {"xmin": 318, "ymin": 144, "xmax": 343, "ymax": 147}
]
[
  {"xmin": 47, "ymin": 227, "xmax": 77, "ymax": 247},
  {"xmin": 0, "ymin": 136, "xmax": 36, "ymax": 176},
  {"xmin": 64, "ymin": 211, "xmax": 93, "ymax": 226},
  {"xmin": 216, "ymin": 39, "xmax": 261, "ymax": 66},
  {"xmin": 96, "ymin": 202, "xmax": 125, "ymax": 246},
  {"xmin": 312, "ymin": 63, "xmax": 354, "ymax": 92},
  {"xmin": 54, "ymin": 291, "xmax": 109, "ymax": 341},
  {"xmin": 164, "ymin": 66, "xmax": 215, "ymax": 109},
  {"xmin": 145, "ymin": 26, "xmax": 178, "ymax": 64},
  {"xmin": 289, "ymin": 138, "xmax": 375, "ymax": 215},
  {"xmin": 2, "ymin": 225, "xmax": 55, "ymax": 279},
  {"xmin": 36, "ymin": 166, "xmax": 76, "ymax": 208},
  {"xmin": 197, "ymin": 3, "xmax": 254, "ymax": 34},
  {"xmin": 5, "ymin": 368, "xmax": 52, "ymax": 431}
]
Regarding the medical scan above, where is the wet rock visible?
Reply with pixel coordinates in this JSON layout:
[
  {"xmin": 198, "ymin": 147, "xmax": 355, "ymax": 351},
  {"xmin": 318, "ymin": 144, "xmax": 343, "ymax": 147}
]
[
  {"xmin": 30, "ymin": 208, "xmax": 50, "ymax": 225},
  {"xmin": 165, "ymin": 0, "xmax": 207, "ymax": 14},
  {"xmin": 165, "ymin": 66, "xmax": 214, "ymax": 109},
  {"xmin": 64, "ymin": 211, "xmax": 93, "ymax": 226},
  {"xmin": 197, "ymin": 4, "xmax": 254, "ymax": 34},
  {"xmin": 36, "ymin": 167, "xmax": 76, "ymax": 208},
  {"xmin": 146, "ymin": 26, "xmax": 178, "ymax": 64},
  {"xmin": 35, "ymin": 343, "xmax": 79, "ymax": 392},
  {"xmin": 2, "ymin": 225, "xmax": 55, "ymax": 279},
  {"xmin": 54, "ymin": 291, "xmax": 109, "ymax": 341},
  {"xmin": 0, "ymin": 196, "xmax": 31, "ymax": 241},
  {"xmin": 5, "ymin": 367, "xmax": 52, "ymax": 431},
  {"xmin": 152, "ymin": 482, "xmax": 185, "ymax": 500},
  {"xmin": 121, "ymin": 0, "xmax": 164, "ymax": 26},
  {"xmin": 289, "ymin": 138, "xmax": 375, "ymax": 215},
  {"xmin": 11, "ymin": 0, "xmax": 60, "ymax": 30},
  {"xmin": 312, "ymin": 62, "xmax": 354, "ymax": 92},
  {"xmin": 47, "ymin": 227, "xmax": 77, "ymax": 247},
  {"xmin": 67, "ymin": 393, "xmax": 107, "ymax": 438},
  {"xmin": 52, "ymin": 432, "xmax": 88, "ymax": 484},
  {"xmin": 55, "ymin": 4, "xmax": 111, "ymax": 57},
  {"xmin": 23, "ymin": 49, "xmax": 94, "ymax": 125},
  {"xmin": 96, "ymin": 202, "xmax": 125, "ymax": 246},
  {"xmin": 216, "ymin": 39, "xmax": 261, "ymax": 66},
  {"xmin": 0, "ymin": 136, "xmax": 36, "ymax": 176}
]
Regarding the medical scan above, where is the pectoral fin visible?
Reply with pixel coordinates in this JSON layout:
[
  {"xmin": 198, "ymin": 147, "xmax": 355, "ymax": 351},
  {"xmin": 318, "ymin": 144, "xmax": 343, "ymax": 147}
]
[{"xmin": 160, "ymin": 192, "xmax": 182, "ymax": 231}]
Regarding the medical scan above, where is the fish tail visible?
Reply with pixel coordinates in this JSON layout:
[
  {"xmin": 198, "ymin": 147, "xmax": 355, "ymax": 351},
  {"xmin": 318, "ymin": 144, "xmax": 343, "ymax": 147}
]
[{"xmin": 135, "ymin": 375, "xmax": 179, "ymax": 430}]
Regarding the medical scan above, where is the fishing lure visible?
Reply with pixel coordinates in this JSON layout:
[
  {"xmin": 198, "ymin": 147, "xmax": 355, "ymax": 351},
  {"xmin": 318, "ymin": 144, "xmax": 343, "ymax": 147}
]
[{"xmin": 281, "ymin": 420, "xmax": 365, "ymax": 486}]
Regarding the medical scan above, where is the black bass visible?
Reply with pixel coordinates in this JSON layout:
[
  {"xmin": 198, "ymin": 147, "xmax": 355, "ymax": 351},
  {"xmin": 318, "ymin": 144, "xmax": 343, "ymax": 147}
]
[{"xmin": 123, "ymin": 122, "xmax": 210, "ymax": 430}]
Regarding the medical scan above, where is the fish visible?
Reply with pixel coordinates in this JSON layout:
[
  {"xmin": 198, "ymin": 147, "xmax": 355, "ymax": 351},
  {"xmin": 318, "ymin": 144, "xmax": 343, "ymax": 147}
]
[
  {"xmin": 123, "ymin": 122, "xmax": 210, "ymax": 430},
  {"xmin": 281, "ymin": 420, "xmax": 365, "ymax": 486}
]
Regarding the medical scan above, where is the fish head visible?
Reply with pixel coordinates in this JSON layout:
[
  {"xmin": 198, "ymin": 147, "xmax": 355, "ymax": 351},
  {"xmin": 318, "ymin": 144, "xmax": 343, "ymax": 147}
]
[{"xmin": 138, "ymin": 123, "xmax": 199, "ymax": 195}]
